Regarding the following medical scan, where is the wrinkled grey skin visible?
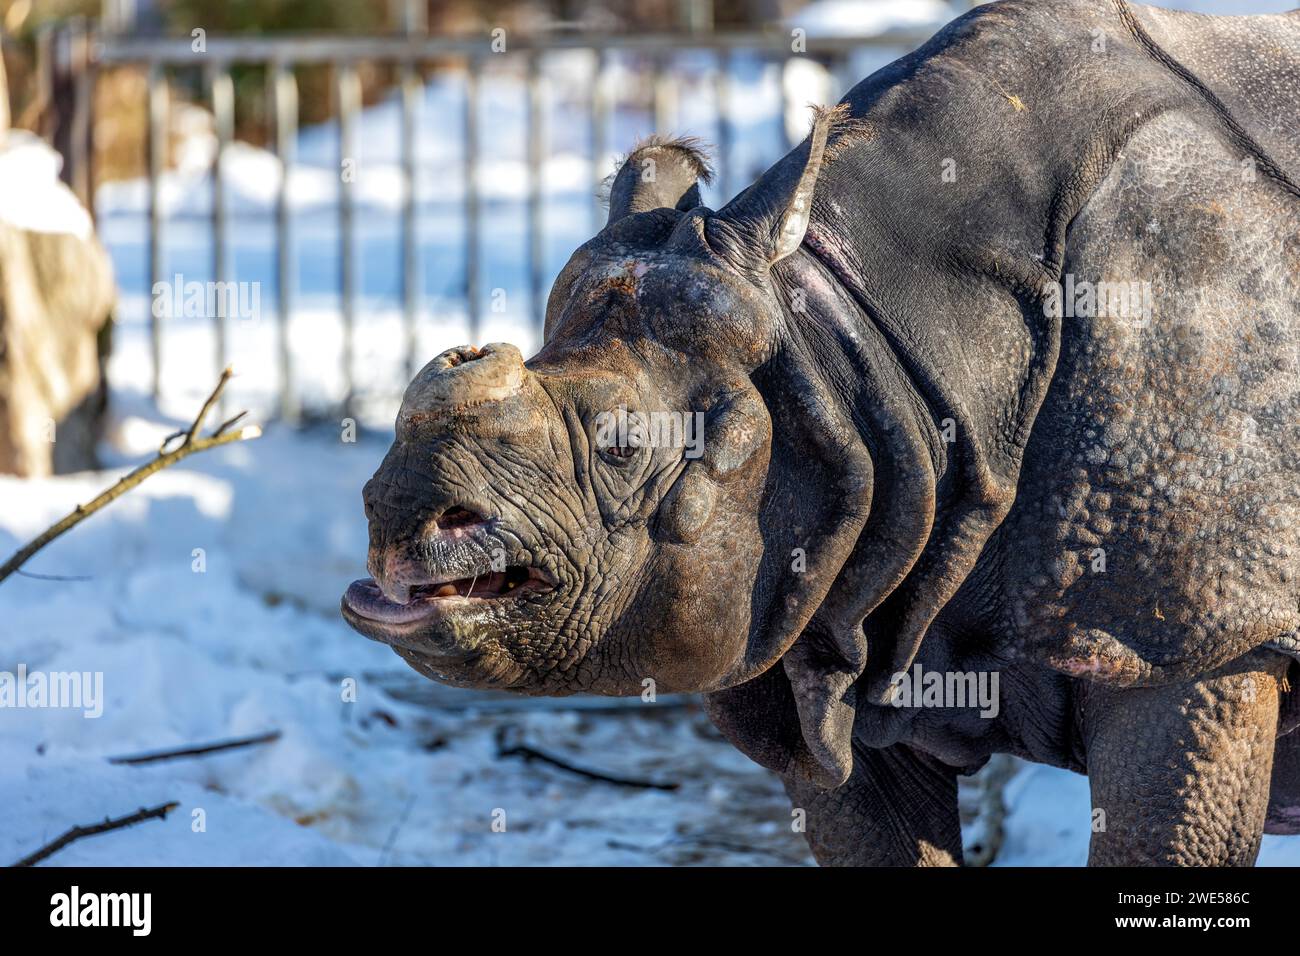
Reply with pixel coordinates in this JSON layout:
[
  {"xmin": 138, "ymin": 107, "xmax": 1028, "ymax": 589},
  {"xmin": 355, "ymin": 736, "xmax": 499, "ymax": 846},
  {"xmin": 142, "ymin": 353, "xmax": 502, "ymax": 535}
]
[{"xmin": 344, "ymin": 0, "xmax": 1300, "ymax": 865}]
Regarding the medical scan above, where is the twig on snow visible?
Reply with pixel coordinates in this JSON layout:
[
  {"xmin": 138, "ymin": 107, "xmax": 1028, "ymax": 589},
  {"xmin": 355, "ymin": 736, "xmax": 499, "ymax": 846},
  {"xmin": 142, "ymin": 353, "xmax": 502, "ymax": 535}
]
[
  {"xmin": 108, "ymin": 730, "xmax": 281, "ymax": 766},
  {"xmin": 494, "ymin": 725, "xmax": 679, "ymax": 791},
  {"xmin": 11, "ymin": 801, "xmax": 180, "ymax": 867},
  {"xmin": 0, "ymin": 367, "xmax": 260, "ymax": 586}
]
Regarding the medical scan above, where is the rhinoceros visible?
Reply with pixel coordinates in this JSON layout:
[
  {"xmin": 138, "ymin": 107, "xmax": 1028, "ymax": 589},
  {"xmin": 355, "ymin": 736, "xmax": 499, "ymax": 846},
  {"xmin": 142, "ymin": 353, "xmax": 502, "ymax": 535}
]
[{"xmin": 343, "ymin": 0, "xmax": 1300, "ymax": 865}]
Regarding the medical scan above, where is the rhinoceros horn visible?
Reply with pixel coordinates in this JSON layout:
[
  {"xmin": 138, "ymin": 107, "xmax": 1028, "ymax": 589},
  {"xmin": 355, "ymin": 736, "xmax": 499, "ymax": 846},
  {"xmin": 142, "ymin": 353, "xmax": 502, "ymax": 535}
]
[
  {"xmin": 397, "ymin": 342, "xmax": 525, "ymax": 430},
  {"xmin": 605, "ymin": 136, "xmax": 712, "ymax": 224}
]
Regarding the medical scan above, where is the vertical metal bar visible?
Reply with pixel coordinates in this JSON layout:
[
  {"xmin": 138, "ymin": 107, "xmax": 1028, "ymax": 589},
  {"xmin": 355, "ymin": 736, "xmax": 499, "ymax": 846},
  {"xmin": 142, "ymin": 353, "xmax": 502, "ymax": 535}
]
[
  {"xmin": 714, "ymin": 47, "xmax": 733, "ymax": 202},
  {"xmin": 526, "ymin": 52, "xmax": 545, "ymax": 336},
  {"xmin": 69, "ymin": 23, "xmax": 94, "ymax": 210},
  {"xmin": 49, "ymin": 22, "xmax": 93, "ymax": 216},
  {"xmin": 830, "ymin": 53, "xmax": 850, "ymax": 115},
  {"xmin": 102, "ymin": 0, "xmax": 138, "ymax": 33},
  {"xmin": 146, "ymin": 61, "xmax": 168, "ymax": 401},
  {"xmin": 35, "ymin": 25, "xmax": 54, "ymax": 145},
  {"xmin": 208, "ymin": 63, "xmax": 233, "ymax": 413},
  {"xmin": 779, "ymin": 50, "xmax": 797, "ymax": 152},
  {"xmin": 397, "ymin": 0, "xmax": 427, "ymax": 34},
  {"xmin": 653, "ymin": 53, "xmax": 674, "ymax": 134},
  {"xmin": 270, "ymin": 61, "xmax": 298, "ymax": 423},
  {"xmin": 679, "ymin": 0, "xmax": 714, "ymax": 33},
  {"xmin": 463, "ymin": 55, "xmax": 480, "ymax": 343},
  {"xmin": 400, "ymin": 61, "xmax": 420, "ymax": 380},
  {"xmin": 337, "ymin": 60, "xmax": 360, "ymax": 416},
  {"xmin": 590, "ymin": 48, "xmax": 609, "ymax": 233}
]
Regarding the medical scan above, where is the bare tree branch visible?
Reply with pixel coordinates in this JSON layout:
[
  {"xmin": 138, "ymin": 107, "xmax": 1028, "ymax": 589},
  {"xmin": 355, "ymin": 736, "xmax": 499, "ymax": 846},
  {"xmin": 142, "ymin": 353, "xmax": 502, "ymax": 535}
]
[
  {"xmin": 0, "ymin": 369, "xmax": 260, "ymax": 586},
  {"xmin": 14, "ymin": 569, "xmax": 92, "ymax": 582},
  {"xmin": 213, "ymin": 410, "xmax": 248, "ymax": 438},
  {"xmin": 108, "ymin": 730, "xmax": 282, "ymax": 766},
  {"xmin": 11, "ymin": 802, "xmax": 180, "ymax": 867},
  {"xmin": 185, "ymin": 366, "xmax": 232, "ymax": 444}
]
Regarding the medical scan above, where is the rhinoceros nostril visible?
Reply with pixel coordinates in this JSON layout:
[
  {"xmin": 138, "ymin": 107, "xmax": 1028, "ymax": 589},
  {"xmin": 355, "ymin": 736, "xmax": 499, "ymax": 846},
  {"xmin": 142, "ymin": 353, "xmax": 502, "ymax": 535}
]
[
  {"xmin": 433, "ymin": 506, "xmax": 486, "ymax": 531},
  {"xmin": 444, "ymin": 347, "xmax": 481, "ymax": 368},
  {"xmin": 458, "ymin": 345, "xmax": 496, "ymax": 366}
]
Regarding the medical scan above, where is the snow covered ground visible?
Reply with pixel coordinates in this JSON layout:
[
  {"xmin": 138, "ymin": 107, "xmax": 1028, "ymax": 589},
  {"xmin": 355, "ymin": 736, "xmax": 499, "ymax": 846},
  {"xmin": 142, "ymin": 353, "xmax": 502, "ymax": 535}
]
[{"xmin": 5, "ymin": 0, "xmax": 1300, "ymax": 867}]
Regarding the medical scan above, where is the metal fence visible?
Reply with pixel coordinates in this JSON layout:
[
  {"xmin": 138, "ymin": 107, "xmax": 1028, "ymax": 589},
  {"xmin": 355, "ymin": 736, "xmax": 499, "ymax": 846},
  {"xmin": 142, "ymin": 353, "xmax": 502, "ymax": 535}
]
[{"xmin": 40, "ymin": 23, "xmax": 931, "ymax": 422}]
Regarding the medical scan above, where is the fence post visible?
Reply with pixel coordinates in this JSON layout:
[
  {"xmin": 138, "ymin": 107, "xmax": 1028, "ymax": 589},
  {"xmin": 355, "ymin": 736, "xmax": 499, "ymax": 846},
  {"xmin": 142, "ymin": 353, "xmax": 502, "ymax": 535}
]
[
  {"xmin": 393, "ymin": 0, "xmax": 428, "ymax": 35},
  {"xmin": 269, "ymin": 61, "xmax": 299, "ymax": 423},
  {"xmin": 526, "ymin": 52, "xmax": 546, "ymax": 336},
  {"xmin": 208, "ymin": 62, "xmax": 234, "ymax": 414},
  {"xmin": 463, "ymin": 54, "xmax": 480, "ymax": 344},
  {"xmin": 46, "ymin": 19, "xmax": 94, "ymax": 211},
  {"xmin": 400, "ymin": 61, "xmax": 420, "ymax": 380},
  {"xmin": 101, "ymin": 0, "xmax": 137, "ymax": 34},
  {"xmin": 337, "ymin": 60, "xmax": 360, "ymax": 416},
  {"xmin": 714, "ymin": 47, "xmax": 733, "ymax": 202},
  {"xmin": 653, "ymin": 53, "xmax": 675, "ymax": 135},
  {"xmin": 679, "ymin": 0, "xmax": 713, "ymax": 35},
  {"xmin": 590, "ymin": 48, "xmax": 609, "ymax": 234},
  {"xmin": 146, "ymin": 60, "xmax": 167, "ymax": 400}
]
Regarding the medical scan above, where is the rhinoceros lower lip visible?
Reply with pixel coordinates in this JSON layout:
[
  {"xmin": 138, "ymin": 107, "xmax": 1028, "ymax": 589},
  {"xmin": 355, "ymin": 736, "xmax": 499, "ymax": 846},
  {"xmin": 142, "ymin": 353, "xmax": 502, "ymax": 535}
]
[{"xmin": 342, "ymin": 568, "xmax": 554, "ymax": 625}]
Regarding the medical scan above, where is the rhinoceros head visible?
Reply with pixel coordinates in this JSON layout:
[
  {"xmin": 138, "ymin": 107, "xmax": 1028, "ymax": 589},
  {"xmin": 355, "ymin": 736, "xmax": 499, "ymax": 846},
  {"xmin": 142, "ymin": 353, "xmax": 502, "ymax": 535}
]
[{"xmin": 342, "ymin": 110, "xmax": 869, "ymax": 748}]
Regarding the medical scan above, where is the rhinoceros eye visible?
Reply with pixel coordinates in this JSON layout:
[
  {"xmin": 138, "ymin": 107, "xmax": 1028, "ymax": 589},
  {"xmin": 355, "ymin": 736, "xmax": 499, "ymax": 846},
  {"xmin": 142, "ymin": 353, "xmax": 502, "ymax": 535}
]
[{"xmin": 599, "ymin": 443, "xmax": 639, "ymax": 464}]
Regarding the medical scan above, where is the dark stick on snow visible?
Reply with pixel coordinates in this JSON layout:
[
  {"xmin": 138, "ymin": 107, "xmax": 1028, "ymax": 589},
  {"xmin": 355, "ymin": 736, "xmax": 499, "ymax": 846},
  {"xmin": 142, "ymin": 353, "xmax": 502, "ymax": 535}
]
[
  {"xmin": 108, "ymin": 730, "xmax": 281, "ymax": 766},
  {"xmin": 494, "ymin": 726, "xmax": 679, "ymax": 791},
  {"xmin": 11, "ymin": 801, "xmax": 179, "ymax": 867}
]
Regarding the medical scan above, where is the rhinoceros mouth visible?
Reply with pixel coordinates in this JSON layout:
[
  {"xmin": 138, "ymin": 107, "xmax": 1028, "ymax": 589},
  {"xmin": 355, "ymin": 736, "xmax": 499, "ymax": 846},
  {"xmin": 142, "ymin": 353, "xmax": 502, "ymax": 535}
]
[{"xmin": 342, "ymin": 565, "xmax": 556, "ymax": 628}]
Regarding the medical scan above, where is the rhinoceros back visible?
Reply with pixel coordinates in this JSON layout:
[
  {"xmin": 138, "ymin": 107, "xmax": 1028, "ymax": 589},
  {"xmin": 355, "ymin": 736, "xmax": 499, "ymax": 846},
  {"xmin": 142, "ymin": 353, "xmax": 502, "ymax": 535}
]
[{"xmin": 1122, "ymin": 4, "xmax": 1300, "ymax": 181}]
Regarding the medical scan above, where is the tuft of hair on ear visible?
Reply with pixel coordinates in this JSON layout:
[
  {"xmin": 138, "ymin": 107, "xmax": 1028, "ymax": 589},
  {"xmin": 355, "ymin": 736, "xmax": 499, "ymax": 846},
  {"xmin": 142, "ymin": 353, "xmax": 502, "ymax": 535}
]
[
  {"xmin": 809, "ymin": 102, "xmax": 876, "ymax": 162},
  {"xmin": 596, "ymin": 134, "xmax": 716, "ymax": 209}
]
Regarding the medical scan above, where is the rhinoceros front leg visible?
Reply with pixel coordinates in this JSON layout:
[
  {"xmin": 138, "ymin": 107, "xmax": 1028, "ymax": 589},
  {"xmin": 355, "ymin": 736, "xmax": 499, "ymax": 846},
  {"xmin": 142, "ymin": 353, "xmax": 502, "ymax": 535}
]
[
  {"xmin": 783, "ymin": 742, "xmax": 962, "ymax": 866},
  {"xmin": 1083, "ymin": 650, "xmax": 1287, "ymax": 866}
]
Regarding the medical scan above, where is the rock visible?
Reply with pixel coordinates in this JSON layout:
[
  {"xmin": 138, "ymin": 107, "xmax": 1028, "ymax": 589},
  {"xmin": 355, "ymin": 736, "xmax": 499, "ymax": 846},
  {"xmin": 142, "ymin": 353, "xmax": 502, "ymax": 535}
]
[{"xmin": 0, "ymin": 131, "xmax": 115, "ymax": 477}]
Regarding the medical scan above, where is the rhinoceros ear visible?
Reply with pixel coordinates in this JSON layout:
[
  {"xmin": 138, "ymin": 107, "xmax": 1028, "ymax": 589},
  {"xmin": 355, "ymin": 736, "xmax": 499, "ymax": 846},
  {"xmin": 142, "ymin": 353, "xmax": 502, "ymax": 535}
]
[
  {"xmin": 708, "ymin": 105, "xmax": 833, "ymax": 266},
  {"xmin": 605, "ymin": 137, "xmax": 712, "ymax": 225}
]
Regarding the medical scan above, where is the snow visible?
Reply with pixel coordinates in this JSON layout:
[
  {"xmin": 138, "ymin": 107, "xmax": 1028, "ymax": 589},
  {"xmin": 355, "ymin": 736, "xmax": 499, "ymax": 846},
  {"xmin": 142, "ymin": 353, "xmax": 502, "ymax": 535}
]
[
  {"xmin": 0, "ymin": 131, "xmax": 95, "ymax": 239},
  {"xmin": 4, "ymin": 0, "xmax": 1299, "ymax": 867}
]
